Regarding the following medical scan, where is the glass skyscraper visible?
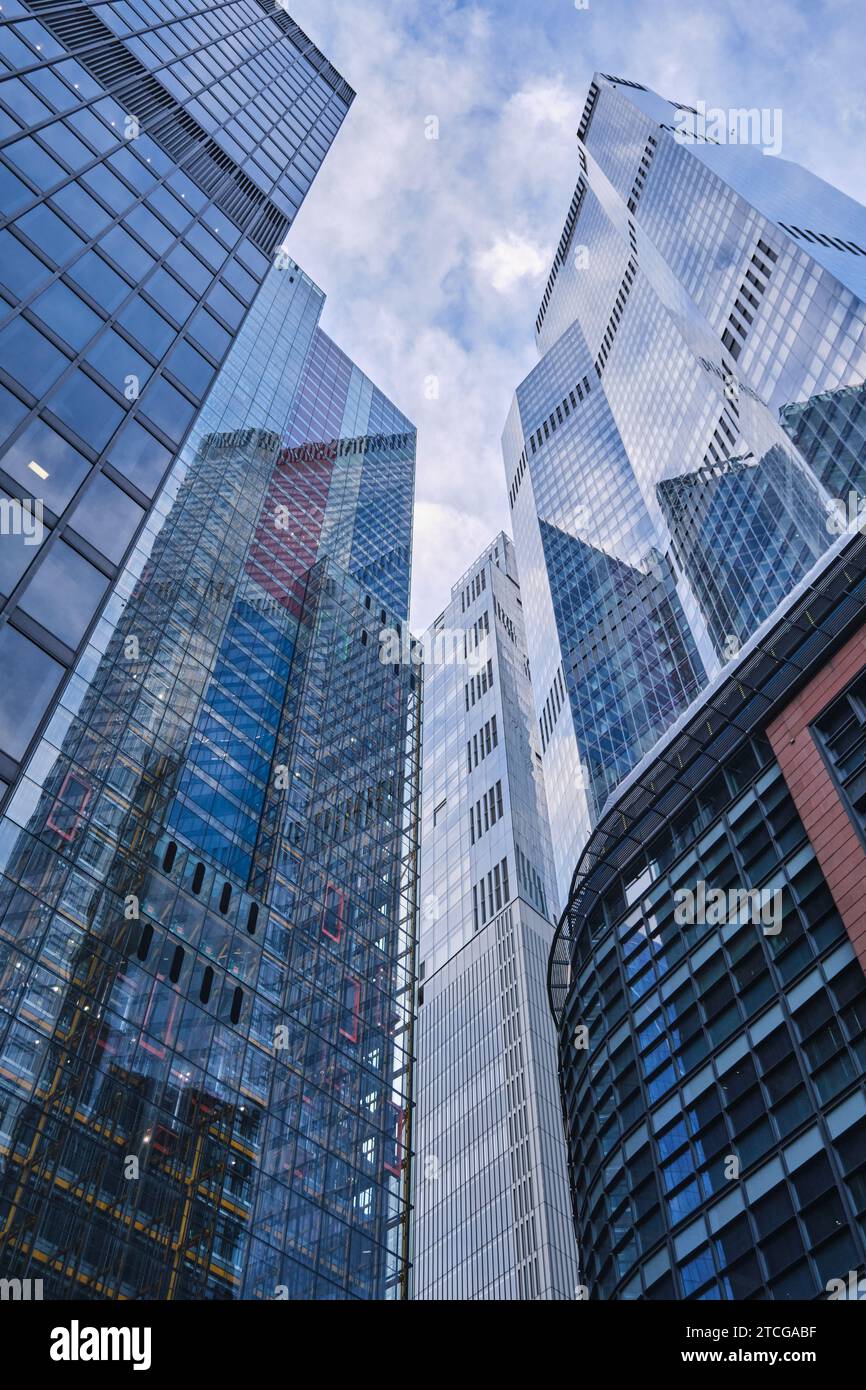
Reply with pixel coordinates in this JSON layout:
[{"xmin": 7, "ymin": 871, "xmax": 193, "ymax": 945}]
[
  {"xmin": 0, "ymin": 0, "xmax": 353, "ymax": 799},
  {"xmin": 412, "ymin": 534, "xmax": 578, "ymax": 1299},
  {"xmin": 0, "ymin": 0, "xmax": 421, "ymax": 1296},
  {"xmin": 548, "ymin": 528, "xmax": 866, "ymax": 1300},
  {"xmin": 503, "ymin": 72, "xmax": 866, "ymax": 908},
  {"xmin": 0, "ymin": 257, "xmax": 420, "ymax": 1300}
]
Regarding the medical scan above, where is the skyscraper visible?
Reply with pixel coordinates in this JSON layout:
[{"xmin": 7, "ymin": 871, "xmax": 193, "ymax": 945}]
[
  {"xmin": 0, "ymin": 0, "xmax": 353, "ymax": 799},
  {"xmin": 503, "ymin": 73, "xmax": 866, "ymax": 907},
  {"xmin": 548, "ymin": 527, "xmax": 866, "ymax": 1301},
  {"xmin": 0, "ymin": 254, "xmax": 420, "ymax": 1299},
  {"xmin": 411, "ymin": 534, "xmax": 578, "ymax": 1300}
]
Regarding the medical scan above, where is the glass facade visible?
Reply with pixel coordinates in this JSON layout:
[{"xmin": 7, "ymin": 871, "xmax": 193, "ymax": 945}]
[
  {"xmin": 504, "ymin": 73, "xmax": 866, "ymax": 908},
  {"xmin": 0, "ymin": 260, "xmax": 420, "ymax": 1299},
  {"xmin": 548, "ymin": 535, "xmax": 866, "ymax": 1300},
  {"xmin": 412, "ymin": 535, "xmax": 578, "ymax": 1299},
  {"xmin": 0, "ymin": 0, "xmax": 354, "ymax": 798}
]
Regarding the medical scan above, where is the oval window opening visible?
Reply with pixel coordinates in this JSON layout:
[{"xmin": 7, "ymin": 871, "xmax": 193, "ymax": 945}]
[
  {"xmin": 192, "ymin": 862, "xmax": 205, "ymax": 895},
  {"xmin": 169, "ymin": 945, "xmax": 184, "ymax": 984},
  {"xmin": 162, "ymin": 841, "xmax": 177, "ymax": 872},
  {"xmin": 246, "ymin": 903, "xmax": 259, "ymax": 936},
  {"xmin": 230, "ymin": 986, "xmax": 243, "ymax": 1025},
  {"xmin": 200, "ymin": 965, "xmax": 214, "ymax": 1004},
  {"xmin": 219, "ymin": 882, "xmax": 232, "ymax": 914},
  {"xmin": 137, "ymin": 923, "xmax": 154, "ymax": 961}
]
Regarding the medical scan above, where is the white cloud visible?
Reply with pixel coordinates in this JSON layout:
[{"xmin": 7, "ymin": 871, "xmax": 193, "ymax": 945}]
[
  {"xmin": 509, "ymin": 79, "xmax": 579, "ymax": 128},
  {"xmin": 475, "ymin": 233, "xmax": 550, "ymax": 292}
]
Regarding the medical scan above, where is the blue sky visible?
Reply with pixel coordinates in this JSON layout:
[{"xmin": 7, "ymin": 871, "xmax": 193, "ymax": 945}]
[{"xmin": 284, "ymin": 0, "xmax": 866, "ymax": 631}]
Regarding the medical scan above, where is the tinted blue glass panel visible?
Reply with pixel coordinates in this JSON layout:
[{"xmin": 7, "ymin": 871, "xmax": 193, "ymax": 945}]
[
  {"xmin": 139, "ymin": 376, "xmax": 195, "ymax": 443},
  {"xmin": 3, "ymin": 136, "xmax": 64, "ymax": 189},
  {"xmin": 107, "ymin": 417, "xmax": 171, "ymax": 496},
  {"xmin": 30, "ymin": 280, "xmax": 102, "ymax": 350},
  {"xmin": 0, "ymin": 76, "xmax": 52, "ymax": 125},
  {"xmin": 116, "ymin": 296, "xmax": 174, "ymax": 356},
  {"xmin": 0, "ymin": 416, "xmax": 90, "ymax": 510},
  {"xmin": 0, "ymin": 383, "xmax": 28, "ymax": 444},
  {"xmin": 165, "ymin": 339, "xmax": 215, "ymax": 396},
  {"xmin": 15, "ymin": 201, "xmax": 84, "ymax": 264},
  {"xmin": 0, "ymin": 487, "xmax": 45, "ymax": 594},
  {"xmin": 0, "ymin": 624, "xmax": 63, "ymax": 757},
  {"xmin": 46, "ymin": 369, "xmax": 124, "ymax": 449},
  {"xmin": 66, "ymin": 250, "xmax": 130, "ymax": 311},
  {"xmin": 0, "ymin": 229, "xmax": 52, "ymax": 298},
  {"xmin": 67, "ymin": 471, "xmax": 144, "ymax": 564},
  {"xmin": 84, "ymin": 328, "xmax": 153, "ymax": 395},
  {"xmin": 18, "ymin": 537, "xmax": 109, "ymax": 646},
  {"xmin": 51, "ymin": 180, "xmax": 113, "ymax": 236},
  {"xmin": 100, "ymin": 224, "xmax": 155, "ymax": 279},
  {"xmin": 0, "ymin": 316, "xmax": 68, "ymax": 394}
]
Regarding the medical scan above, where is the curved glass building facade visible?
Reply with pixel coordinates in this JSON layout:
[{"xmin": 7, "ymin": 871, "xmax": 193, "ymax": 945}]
[{"xmin": 548, "ymin": 533, "xmax": 866, "ymax": 1301}]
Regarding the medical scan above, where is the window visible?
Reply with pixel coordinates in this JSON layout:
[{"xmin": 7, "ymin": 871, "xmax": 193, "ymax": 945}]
[
  {"xmin": 0, "ymin": 162, "xmax": 31, "ymax": 219},
  {"xmin": 3, "ymin": 136, "xmax": 65, "ymax": 191},
  {"xmin": 147, "ymin": 185, "xmax": 191, "ymax": 234},
  {"xmin": 30, "ymin": 280, "xmax": 102, "ymax": 351},
  {"xmin": 124, "ymin": 204, "xmax": 173, "ymax": 256},
  {"xmin": 206, "ymin": 281, "xmax": 244, "ymax": 329},
  {"xmin": 321, "ymin": 884, "xmax": 344, "ymax": 943},
  {"xmin": 81, "ymin": 163, "xmax": 132, "ymax": 216},
  {"xmin": 27, "ymin": 65, "xmax": 76, "ymax": 114},
  {"xmin": 46, "ymin": 369, "xmax": 124, "ymax": 450},
  {"xmin": 15, "ymin": 202, "xmax": 84, "ymax": 266},
  {"xmin": 0, "ymin": 316, "xmax": 68, "ymax": 396},
  {"xmin": 108, "ymin": 146, "xmax": 156, "ymax": 195},
  {"xmin": 51, "ymin": 181, "xmax": 112, "ymax": 237},
  {"xmin": 0, "ymin": 30, "xmax": 34, "ymax": 71},
  {"xmin": 185, "ymin": 222, "xmax": 226, "ymax": 270},
  {"xmin": 166, "ymin": 242, "xmax": 211, "ymax": 295},
  {"xmin": 0, "ymin": 487, "xmax": 45, "ymax": 595},
  {"xmin": 0, "ymin": 77, "xmax": 52, "ymax": 127},
  {"xmin": 0, "ymin": 384, "xmax": 27, "ymax": 445},
  {"xmin": 117, "ymin": 296, "xmax": 174, "ymax": 357},
  {"xmin": 107, "ymin": 417, "xmax": 172, "ymax": 497},
  {"xmin": 68, "ymin": 107, "xmax": 116, "ymax": 155},
  {"xmin": 100, "ymin": 224, "xmax": 155, "ymax": 280},
  {"xmin": 146, "ymin": 267, "xmax": 195, "ymax": 325},
  {"xmin": 813, "ymin": 674, "xmax": 866, "ymax": 839},
  {"xmin": 67, "ymin": 472, "xmax": 143, "ymax": 565},
  {"xmin": 164, "ymin": 339, "xmax": 214, "ymax": 396},
  {"xmin": 0, "ymin": 229, "xmax": 52, "ymax": 299},
  {"xmin": 139, "ymin": 376, "xmax": 195, "ymax": 443},
  {"xmin": 18, "ymin": 538, "xmax": 109, "ymax": 647},
  {"xmin": 0, "ymin": 417, "xmax": 91, "ymax": 512},
  {"xmin": 0, "ymin": 624, "xmax": 64, "ymax": 760},
  {"xmin": 67, "ymin": 250, "xmax": 129, "ymax": 311},
  {"xmin": 85, "ymin": 327, "xmax": 153, "ymax": 396},
  {"xmin": 339, "ymin": 977, "xmax": 361, "ymax": 1043},
  {"xmin": 188, "ymin": 306, "xmax": 230, "ymax": 359},
  {"xmin": 222, "ymin": 258, "xmax": 256, "ymax": 302}
]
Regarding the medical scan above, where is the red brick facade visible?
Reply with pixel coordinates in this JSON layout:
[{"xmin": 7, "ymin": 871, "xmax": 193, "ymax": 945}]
[{"xmin": 767, "ymin": 625, "xmax": 866, "ymax": 978}]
